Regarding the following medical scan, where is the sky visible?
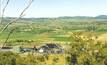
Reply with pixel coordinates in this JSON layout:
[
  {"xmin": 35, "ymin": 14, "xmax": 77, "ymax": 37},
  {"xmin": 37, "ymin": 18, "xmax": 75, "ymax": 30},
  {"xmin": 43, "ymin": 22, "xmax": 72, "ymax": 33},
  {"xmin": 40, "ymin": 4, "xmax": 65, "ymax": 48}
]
[{"xmin": 1, "ymin": 0, "xmax": 107, "ymax": 18}]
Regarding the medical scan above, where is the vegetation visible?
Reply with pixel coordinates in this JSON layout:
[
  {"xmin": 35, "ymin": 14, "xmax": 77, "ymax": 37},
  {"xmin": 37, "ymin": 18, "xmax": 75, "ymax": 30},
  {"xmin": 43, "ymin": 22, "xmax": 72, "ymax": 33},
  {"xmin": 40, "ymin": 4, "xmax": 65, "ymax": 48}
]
[
  {"xmin": 1, "ymin": 17, "xmax": 107, "ymax": 44},
  {"xmin": 0, "ymin": 16, "xmax": 107, "ymax": 65}
]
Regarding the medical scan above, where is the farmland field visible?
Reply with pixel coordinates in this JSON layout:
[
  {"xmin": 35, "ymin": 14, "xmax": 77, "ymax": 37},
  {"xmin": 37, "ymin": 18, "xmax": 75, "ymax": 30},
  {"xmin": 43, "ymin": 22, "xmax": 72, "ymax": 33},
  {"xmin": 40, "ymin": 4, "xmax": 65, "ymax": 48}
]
[
  {"xmin": 0, "ymin": 16, "xmax": 107, "ymax": 65},
  {"xmin": 1, "ymin": 17, "xmax": 107, "ymax": 45}
]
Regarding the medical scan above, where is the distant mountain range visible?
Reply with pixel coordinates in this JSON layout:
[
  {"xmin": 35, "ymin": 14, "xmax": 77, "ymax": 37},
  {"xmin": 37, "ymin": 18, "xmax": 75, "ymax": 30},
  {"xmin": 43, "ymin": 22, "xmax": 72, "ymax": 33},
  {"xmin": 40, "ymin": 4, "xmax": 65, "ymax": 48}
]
[
  {"xmin": 2, "ymin": 15, "xmax": 107, "ymax": 20},
  {"xmin": 59, "ymin": 15, "xmax": 107, "ymax": 19},
  {"xmin": 95, "ymin": 15, "xmax": 107, "ymax": 19}
]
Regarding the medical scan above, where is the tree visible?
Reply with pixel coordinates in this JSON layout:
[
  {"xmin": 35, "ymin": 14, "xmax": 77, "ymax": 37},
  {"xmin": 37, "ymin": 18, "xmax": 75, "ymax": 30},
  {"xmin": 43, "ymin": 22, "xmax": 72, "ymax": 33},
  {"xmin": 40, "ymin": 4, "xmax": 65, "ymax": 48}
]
[{"xmin": 68, "ymin": 32, "xmax": 107, "ymax": 65}]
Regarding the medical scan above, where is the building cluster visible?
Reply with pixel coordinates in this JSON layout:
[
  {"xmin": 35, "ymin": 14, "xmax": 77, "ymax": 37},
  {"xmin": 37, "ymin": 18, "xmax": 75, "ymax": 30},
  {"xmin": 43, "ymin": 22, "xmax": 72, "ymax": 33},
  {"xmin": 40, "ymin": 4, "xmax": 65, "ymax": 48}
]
[{"xmin": 0, "ymin": 44, "xmax": 64, "ymax": 54}]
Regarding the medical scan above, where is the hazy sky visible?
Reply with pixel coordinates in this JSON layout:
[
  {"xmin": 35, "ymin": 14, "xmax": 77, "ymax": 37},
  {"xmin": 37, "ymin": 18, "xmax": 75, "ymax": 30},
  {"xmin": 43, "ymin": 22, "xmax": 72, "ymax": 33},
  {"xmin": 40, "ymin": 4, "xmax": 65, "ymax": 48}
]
[{"xmin": 1, "ymin": 0, "xmax": 107, "ymax": 18}]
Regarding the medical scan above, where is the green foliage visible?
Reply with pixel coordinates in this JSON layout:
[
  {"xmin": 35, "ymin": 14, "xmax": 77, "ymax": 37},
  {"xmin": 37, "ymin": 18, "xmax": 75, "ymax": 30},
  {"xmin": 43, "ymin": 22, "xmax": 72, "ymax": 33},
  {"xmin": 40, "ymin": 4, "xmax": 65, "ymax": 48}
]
[
  {"xmin": 0, "ymin": 52, "xmax": 18, "ymax": 65},
  {"xmin": 0, "ymin": 52, "xmax": 66, "ymax": 65},
  {"xmin": 68, "ymin": 32, "xmax": 107, "ymax": 65}
]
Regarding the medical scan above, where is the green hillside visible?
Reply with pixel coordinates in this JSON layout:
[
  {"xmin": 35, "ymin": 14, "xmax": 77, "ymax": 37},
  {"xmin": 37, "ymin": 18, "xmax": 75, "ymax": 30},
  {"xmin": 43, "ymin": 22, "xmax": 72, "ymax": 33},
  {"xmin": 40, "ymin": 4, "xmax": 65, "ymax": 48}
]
[{"xmin": 0, "ymin": 16, "xmax": 107, "ymax": 45}]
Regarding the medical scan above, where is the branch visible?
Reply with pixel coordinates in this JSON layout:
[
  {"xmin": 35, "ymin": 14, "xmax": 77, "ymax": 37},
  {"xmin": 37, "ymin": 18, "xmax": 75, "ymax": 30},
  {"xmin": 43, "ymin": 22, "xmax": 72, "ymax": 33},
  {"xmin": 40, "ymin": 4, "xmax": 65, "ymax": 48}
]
[
  {"xmin": 0, "ymin": 0, "xmax": 10, "ymax": 24},
  {"xmin": 0, "ymin": 0, "xmax": 34, "ymax": 49},
  {"xmin": 20, "ymin": 0, "xmax": 34, "ymax": 17},
  {"xmin": 0, "ymin": 27, "xmax": 16, "ymax": 49},
  {"xmin": 0, "ymin": 0, "xmax": 34, "ymax": 33}
]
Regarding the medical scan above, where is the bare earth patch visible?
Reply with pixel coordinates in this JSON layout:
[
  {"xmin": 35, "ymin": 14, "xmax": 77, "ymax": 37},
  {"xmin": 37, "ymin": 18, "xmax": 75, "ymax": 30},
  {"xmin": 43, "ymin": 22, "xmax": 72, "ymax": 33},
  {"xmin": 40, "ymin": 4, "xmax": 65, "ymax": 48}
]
[{"xmin": 97, "ymin": 33, "xmax": 107, "ymax": 41}]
